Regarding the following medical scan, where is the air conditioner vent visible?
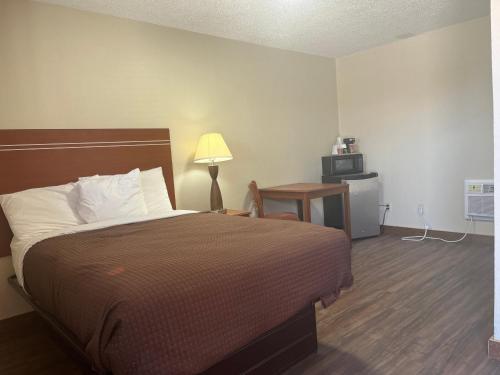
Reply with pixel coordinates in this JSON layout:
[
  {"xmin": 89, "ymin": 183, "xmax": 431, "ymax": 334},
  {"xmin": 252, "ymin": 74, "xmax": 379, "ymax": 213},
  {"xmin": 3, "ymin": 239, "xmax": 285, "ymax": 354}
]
[
  {"xmin": 483, "ymin": 184, "xmax": 494, "ymax": 194},
  {"xmin": 464, "ymin": 179, "xmax": 494, "ymax": 221}
]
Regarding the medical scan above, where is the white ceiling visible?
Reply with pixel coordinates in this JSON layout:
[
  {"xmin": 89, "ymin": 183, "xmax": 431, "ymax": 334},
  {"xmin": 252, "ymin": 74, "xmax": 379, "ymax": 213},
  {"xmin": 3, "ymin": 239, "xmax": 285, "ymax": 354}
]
[{"xmin": 36, "ymin": 0, "xmax": 490, "ymax": 58}]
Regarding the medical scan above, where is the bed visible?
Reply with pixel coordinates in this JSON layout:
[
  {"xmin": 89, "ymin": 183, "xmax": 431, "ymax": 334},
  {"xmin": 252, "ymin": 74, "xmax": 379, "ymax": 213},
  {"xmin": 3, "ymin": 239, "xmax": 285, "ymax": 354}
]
[{"xmin": 0, "ymin": 129, "xmax": 353, "ymax": 375}]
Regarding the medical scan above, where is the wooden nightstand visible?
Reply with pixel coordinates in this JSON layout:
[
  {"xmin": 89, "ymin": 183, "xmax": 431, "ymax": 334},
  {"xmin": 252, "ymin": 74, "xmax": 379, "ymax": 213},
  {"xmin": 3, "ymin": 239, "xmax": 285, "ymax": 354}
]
[{"xmin": 224, "ymin": 209, "xmax": 251, "ymax": 217}]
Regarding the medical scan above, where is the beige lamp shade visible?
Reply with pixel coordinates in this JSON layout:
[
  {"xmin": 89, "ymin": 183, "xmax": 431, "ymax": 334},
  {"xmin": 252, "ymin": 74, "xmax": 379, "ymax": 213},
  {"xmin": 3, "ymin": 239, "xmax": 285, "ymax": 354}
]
[{"xmin": 194, "ymin": 133, "xmax": 233, "ymax": 164}]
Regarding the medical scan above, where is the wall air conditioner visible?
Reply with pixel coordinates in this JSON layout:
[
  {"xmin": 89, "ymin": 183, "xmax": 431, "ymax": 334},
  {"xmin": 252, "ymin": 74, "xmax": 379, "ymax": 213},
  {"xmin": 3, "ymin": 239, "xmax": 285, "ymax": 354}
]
[{"xmin": 464, "ymin": 179, "xmax": 494, "ymax": 221}]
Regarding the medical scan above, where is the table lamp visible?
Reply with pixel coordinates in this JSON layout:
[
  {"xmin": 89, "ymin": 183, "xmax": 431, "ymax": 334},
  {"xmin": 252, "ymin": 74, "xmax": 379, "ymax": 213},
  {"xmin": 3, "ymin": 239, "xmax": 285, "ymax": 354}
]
[{"xmin": 194, "ymin": 133, "xmax": 233, "ymax": 211}]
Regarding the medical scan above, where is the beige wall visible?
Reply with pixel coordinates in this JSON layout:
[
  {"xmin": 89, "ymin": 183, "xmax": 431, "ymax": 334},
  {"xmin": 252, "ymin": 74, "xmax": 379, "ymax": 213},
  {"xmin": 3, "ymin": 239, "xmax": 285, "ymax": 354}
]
[
  {"xmin": 337, "ymin": 17, "xmax": 494, "ymax": 235},
  {"xmin": 0, "ymin": 0, "xmax": 339, "ymax": 319}
]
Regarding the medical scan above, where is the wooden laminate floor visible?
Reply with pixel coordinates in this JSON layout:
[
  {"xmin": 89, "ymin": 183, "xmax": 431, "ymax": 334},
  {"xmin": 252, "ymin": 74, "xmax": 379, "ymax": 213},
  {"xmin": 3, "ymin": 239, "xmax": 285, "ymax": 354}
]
[
  {"xmin": 0, "ymin": 233, "xmax": 498, "ymax": 375},
  {"xmin": 286, "ymin": 233, "xmax": 499, "ymax": 375}
]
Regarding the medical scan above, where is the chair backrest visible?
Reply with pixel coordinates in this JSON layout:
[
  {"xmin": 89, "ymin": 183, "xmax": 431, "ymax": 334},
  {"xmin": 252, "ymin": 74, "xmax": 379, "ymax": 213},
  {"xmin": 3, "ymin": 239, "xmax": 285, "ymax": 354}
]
[{"xmin": 248, "ymin": 180, "xmax": 264, "ymax": 218}]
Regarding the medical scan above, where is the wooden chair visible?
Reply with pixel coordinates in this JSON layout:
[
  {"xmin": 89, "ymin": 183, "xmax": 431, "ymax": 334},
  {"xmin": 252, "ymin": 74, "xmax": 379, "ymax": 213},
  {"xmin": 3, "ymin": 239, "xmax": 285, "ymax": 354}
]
[{"xmin": 248, "ymin": 181, "xmax": 299, "ymax": 221}]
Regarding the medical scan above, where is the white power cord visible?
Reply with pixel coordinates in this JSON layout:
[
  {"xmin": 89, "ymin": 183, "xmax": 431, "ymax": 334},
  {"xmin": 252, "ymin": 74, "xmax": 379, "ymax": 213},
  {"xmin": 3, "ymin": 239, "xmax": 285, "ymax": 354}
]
[{"xmin": 401, "ymin": 217, "xmax": 473, "ymax": 243}]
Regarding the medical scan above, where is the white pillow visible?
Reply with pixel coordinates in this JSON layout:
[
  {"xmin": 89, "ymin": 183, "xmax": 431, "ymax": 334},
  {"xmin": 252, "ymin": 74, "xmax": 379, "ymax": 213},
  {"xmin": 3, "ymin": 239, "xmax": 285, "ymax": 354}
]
[
  {"xmin": 79, "ymin": 167, "xmax": 173, "ymax": 215},
  {"xmin": 140, "ymin": 167, "xmax": 173, "ymax": 215},
  {"xmin": 76, "ymin": 168, "xmax": 148, "ymax": 223},
  {"xmin": 0, "ymin": 183, "xmax": 83, "ymax": 242}
]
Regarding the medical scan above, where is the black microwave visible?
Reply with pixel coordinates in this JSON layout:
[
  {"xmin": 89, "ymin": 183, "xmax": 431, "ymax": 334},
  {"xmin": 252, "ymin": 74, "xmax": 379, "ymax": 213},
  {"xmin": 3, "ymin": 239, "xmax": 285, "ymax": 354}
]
[{"xmin": 322, "ymin": 154, "xmax": 364, "ymax": 176}]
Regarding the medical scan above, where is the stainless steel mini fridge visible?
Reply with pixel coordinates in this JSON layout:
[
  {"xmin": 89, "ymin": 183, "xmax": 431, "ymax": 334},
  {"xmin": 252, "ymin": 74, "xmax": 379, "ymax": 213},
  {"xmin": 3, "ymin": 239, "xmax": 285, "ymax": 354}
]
[{"xmin": 322, "ymin": 155, "xmax": 380, "ymax": 239}]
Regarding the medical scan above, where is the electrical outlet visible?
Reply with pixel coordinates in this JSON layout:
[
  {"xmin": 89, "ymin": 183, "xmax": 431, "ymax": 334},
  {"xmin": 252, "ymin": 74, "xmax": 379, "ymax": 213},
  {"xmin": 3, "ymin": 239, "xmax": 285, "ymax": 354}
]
[{"xmin": 417, "ymin": 204, "xmax": 424, "ymax": 217}]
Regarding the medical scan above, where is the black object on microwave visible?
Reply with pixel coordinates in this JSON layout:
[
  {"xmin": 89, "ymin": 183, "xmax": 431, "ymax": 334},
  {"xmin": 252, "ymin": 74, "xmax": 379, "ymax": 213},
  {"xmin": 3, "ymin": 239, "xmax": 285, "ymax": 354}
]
[{"xmin": 322, "ymin": 154, "xmax": 363, "ymax": 176}]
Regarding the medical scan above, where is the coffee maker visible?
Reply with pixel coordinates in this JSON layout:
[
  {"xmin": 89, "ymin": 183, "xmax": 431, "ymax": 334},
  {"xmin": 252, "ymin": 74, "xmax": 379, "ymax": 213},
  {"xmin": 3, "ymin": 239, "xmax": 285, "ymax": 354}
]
[
  {"xmin": 332, "ymin": 137, "xmax": 358, "ymax": 155},
  {"xmin": 343, "ymin": 138, "xmax": 358, "ymax": 154}
]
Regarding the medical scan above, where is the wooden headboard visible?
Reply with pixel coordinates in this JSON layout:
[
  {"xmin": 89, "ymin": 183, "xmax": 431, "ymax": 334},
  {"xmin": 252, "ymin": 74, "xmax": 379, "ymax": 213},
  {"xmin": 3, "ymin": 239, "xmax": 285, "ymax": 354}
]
[{"xmin": 0, "ymin": 129, "xmax": 176, "ymax": 257}]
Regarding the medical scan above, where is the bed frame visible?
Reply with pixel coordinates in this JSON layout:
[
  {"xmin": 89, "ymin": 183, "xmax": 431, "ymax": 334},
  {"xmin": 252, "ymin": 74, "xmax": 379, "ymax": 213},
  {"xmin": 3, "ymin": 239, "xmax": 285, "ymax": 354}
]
[{"xmin": 0, "ymin": 129, "xmax": 318, "ymax": 374}]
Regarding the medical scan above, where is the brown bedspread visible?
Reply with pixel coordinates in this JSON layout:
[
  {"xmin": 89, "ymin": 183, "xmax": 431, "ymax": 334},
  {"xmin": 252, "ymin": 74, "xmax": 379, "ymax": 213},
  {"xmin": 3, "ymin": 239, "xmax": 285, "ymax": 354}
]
[{"xmin": 23, "ymin": 213, "xmax": 353, "ymax": 375}]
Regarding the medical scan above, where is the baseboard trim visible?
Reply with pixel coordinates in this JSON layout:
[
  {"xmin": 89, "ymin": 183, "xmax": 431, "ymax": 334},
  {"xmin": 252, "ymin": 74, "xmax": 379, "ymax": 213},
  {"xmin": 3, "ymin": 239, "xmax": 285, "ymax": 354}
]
[
  {"xmin": 381, "ymin": 225, "xmax": 492, "ymax": 241},
  {"xmin": 489, "ymin": 337, "xmax": 500, "ymax": 360}
]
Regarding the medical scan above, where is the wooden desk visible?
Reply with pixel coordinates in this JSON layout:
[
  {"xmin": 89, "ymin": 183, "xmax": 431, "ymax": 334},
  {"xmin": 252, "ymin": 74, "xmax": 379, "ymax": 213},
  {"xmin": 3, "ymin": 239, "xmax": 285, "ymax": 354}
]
[
  {"xmin": 259, "ymin": 183, "xmax": 351, "ymax": 241},
  {"xmin": 224, "ymin": 209, "xmax": 251, "ymax": 217}
]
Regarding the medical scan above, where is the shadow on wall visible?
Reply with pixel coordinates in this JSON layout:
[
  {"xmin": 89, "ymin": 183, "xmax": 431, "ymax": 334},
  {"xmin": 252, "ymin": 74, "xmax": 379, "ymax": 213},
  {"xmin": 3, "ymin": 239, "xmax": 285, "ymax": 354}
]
[{"xmin": 175, "ymin": 163, "xmax": 208, "ymax": 210}]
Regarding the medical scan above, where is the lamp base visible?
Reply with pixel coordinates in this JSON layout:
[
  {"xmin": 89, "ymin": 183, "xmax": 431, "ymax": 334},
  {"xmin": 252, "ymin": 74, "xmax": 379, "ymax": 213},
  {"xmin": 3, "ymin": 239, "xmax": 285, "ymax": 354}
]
[{"xmin": 208, "ymin": 165, "xmax": 223, "ymax": 211}]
